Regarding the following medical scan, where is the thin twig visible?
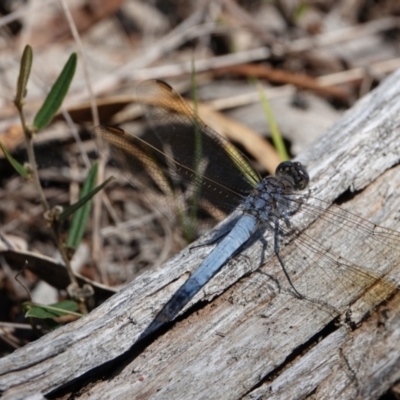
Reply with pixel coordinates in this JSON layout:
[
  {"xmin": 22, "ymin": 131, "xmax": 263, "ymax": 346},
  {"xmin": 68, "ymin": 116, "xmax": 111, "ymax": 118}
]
[
  {"xmin": 214, "ymin": 64, "xmax": 348, "ymax": 101},
  {"xmin": 0, "ymin": 321, "xmax": 33, "ymax": 330},
  {"xmin": 129, "ymin": 47, "xmax": 271, "ymax": 80},
  {"xmin": 316, "ymin": 57, "xmax": 400, "ymax": 87},
  {"xmin": 288, "ymin": 16, "xmax": 400, "ymax": 53},
  {"xmin": 61, "ymin": 109, "xmax": 91, "ymax": 169},
  {"xmin": 58, "ymin": 0, "xmax": 99, "ymax": 126}
]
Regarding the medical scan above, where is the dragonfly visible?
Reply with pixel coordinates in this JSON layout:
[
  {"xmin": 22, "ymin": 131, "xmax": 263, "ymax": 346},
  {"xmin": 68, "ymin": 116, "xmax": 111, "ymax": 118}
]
[{"xmin": 94, "ymin": 79, "xmax": 400, "ymax": 332}]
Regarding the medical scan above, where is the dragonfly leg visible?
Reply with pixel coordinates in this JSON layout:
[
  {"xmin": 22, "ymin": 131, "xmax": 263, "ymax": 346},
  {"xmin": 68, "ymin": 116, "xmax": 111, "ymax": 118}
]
[
  {"xmin": 255, "ymin": 269, "xmax": 282, "ymax": 295},
  {"xmin": 273, "ymin": 221, "xmax": 304, "ymax": 299}
]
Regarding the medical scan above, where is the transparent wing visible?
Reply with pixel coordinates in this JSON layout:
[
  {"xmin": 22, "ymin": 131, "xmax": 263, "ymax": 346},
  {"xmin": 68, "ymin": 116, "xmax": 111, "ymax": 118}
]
[
  {"xmin": 94, "ymin": 80, "xmax": 261, "ymax": 241},
  {"xmin": 94, "ymin": 131, "xmax": 248, "ymax": 240},
  {"xmin": 136, "ymin": 80, "xmax": 260, "ymax": 193},
  {"xmin": 274, "ymin": 193, "xmax": 400, "ymax": 313}
]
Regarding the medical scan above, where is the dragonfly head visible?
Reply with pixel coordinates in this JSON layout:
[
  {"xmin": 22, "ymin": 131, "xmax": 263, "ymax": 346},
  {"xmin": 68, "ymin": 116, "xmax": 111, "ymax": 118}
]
[{"xmin": 275, "ymin": 161, "xmax": 309, "ymax": 191}]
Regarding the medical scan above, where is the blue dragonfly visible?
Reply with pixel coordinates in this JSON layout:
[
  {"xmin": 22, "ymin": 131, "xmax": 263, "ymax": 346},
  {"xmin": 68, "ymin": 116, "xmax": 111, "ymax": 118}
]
[{"xmin": 94, "ymin": 80, "xmax": 400, "ymax": 332}]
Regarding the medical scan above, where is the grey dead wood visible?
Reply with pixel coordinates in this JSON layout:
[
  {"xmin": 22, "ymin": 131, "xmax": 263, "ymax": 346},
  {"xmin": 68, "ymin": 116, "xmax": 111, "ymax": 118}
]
[{"xmin": 2, "ymin": 69, "xmax": 400, "ymax": 399}]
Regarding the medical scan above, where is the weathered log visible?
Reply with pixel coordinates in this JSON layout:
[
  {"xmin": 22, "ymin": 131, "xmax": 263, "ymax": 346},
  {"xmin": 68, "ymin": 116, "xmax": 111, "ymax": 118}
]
[{"xmin": 2, "ymin": 69, "xmax": 400, "ymax": 400}]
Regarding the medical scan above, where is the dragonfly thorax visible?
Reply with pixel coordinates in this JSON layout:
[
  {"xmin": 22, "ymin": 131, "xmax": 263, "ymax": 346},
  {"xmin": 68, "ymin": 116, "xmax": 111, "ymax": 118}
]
[
  {"xmin": 242, "ymin": 161, "xmax": 309, "ymax": 223},
  {"xmin": 243, "ymin": 178, "xmax": 289, "ymax": 222}
]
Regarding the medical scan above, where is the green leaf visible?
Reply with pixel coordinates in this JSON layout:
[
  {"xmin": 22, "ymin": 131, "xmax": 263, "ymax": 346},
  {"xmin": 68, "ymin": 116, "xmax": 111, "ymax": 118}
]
[
  {"xmin": 33, "ymin": 53, "xmax": 77, "ymax": 131},
  {"xmin": 65, "ymin": 163, "xmax": 113, "ymax": 249},
  {"xmin": 0, "ymin": 139, "xmax": 30, "ymax": 178},
  {"xmin": 66, "ymin": 162, "xmax": 98, "ymax": 249},
  {"xmin": 62, "ymin": 171, "xmax": 113, "ymax": 222},
  {"xmin": 256, "ymin": 81, "xmax": 289, "ymax": 161},
  {"xmin": 23, "ymin": 300, "xmax": 82, "ymax": 319},
  {"xmin": 55, "ymin": 299, "xmax": 80, "ymax": 311},
  {"xmin": 14, "ymin": 45, "xmax": 33, "ymax": 109}
]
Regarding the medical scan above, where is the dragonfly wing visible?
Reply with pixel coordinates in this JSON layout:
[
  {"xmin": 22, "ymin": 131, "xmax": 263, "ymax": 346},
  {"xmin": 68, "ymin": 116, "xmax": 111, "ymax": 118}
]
[
  {"xmin": 273, "ymin": 194, "xmax": 400, "ymax": 314},
  {"xmin": 93, "ymin": 123, "xmax": 247, "ymax": 241},
  {"xmin": 95, "ymin": 79, "xmax": 263, "ymax": 240},
  {"xmin": 136, "ymin": 80, "xmax": 260, "ymax": 197}
]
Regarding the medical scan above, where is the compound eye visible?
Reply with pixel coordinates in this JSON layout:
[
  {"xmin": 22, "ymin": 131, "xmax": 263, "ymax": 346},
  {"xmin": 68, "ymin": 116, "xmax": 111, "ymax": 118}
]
[
  {"xmin": 275, "ymin": 161, "xmax": 309, "ymax": 191},
  {"xmin": 275, "ymin": 161, "xmax": 292, "ymax": 176},
  {"xmin": 297, "ymin": 172, "xmax": 308, "ymax": 190},
  {"xmin": 294, "ymin": 164, "xmax": 309, "ymax": 190}
]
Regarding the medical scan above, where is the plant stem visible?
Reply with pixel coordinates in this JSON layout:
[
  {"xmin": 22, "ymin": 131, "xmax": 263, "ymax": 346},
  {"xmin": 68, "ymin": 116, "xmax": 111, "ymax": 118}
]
[
  {"xmin": 17, "ymin": 107, "xmax": 49, "ymax": 211},
  {"xmin": 16, "ymin": 105, "xmax": 87, "ymax": 313}
]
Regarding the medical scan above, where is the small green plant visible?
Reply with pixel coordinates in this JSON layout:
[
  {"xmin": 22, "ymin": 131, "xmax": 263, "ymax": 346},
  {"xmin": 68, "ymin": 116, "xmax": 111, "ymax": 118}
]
[
  {"xmin": 0, "ymin": 45, "xmax": 112, "ymax": 319},
  {"xmin": 22, "ymin": 300, "xmax": 83, "ymax": 331}
]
